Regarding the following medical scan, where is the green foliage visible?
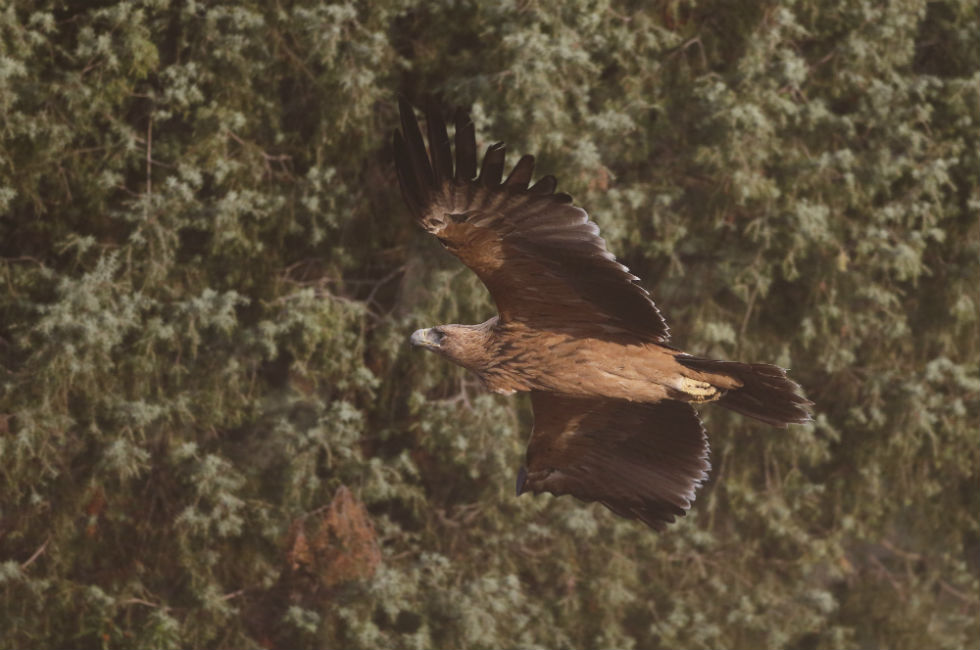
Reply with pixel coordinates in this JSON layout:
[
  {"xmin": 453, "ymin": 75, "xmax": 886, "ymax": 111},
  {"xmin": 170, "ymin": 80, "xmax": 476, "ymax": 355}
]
[{"xmin": 1, "ymin": 0, "xmax": 977, "ymax": 648}]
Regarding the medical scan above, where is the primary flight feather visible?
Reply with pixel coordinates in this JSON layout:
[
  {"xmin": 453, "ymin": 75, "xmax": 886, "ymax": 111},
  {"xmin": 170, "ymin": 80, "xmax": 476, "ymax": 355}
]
[{"xmin": 394, "ymin": 100, "xmax": 812, "ymax": 530}]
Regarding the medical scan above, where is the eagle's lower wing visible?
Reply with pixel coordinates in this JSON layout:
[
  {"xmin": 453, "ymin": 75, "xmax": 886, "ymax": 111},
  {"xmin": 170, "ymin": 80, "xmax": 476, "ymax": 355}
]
[
  {"xmin": 520, "ymin": 392, "xmax": 710, "ymax": 530},
  {"xmin": 393, "ymin": 100, "xmax": 669, "ymax": 343}
]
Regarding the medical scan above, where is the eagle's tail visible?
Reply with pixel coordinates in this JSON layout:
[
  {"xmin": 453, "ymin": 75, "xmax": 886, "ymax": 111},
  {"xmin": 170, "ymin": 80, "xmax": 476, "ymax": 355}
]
[{"xmin": 675, "ymin": 355, "xmax": 812, "ymax": 427}]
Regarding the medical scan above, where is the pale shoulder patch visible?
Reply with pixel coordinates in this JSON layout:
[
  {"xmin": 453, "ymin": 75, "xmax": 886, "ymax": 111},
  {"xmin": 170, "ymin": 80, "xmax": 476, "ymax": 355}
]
[{"xmin": 675, "ymin": 377, "xmax": 720, "ymax": 403}]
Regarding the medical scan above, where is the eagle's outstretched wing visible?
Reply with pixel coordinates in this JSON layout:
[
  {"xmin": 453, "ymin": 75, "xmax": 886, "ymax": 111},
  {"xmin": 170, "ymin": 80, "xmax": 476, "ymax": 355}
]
[
  {"xmin": 518, "ymin": 393, "xmax": 710, "ymax": 530},
  {"xmin": 393, "ymin": 100, "xmax": 669, "ymax": 343}
]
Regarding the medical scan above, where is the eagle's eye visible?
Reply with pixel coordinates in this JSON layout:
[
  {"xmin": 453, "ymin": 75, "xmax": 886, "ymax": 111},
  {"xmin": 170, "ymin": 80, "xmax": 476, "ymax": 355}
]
[{"xmin": 431, "ymin": 328, "xmax": 446, "ymax": 344}]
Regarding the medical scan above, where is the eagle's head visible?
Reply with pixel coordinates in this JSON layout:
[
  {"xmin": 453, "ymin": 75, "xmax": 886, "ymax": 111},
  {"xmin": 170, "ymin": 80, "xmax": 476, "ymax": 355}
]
[{"xmin": 409, "ymin": 321, "xmax": 495, "ymax": 371}]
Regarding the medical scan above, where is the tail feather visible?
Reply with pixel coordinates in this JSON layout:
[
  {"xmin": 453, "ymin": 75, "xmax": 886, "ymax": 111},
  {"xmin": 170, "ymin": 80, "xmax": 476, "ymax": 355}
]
[{"xmin": 676, "ymin": 355, "xmax": 812, "ymax": 427}]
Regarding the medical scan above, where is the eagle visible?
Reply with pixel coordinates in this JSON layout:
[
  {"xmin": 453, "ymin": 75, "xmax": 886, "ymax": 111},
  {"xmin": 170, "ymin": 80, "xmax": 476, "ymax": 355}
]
[{"xmin": 393, "ymin": 100, "xmax": 811, "ymax": 530}]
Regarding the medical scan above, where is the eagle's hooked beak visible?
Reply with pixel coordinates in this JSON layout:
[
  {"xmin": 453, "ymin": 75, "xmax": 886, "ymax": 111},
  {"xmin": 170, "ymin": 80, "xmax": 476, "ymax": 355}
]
[{"xmin": 410, "ymin": 328, "xmax": 442, "ymax": 349}]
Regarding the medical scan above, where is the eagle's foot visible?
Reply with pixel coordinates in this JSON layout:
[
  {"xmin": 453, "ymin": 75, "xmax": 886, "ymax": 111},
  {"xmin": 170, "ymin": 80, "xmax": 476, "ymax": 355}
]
[{"xmin": 676, "ymin": 377, "xmax": 720, "ymax": 403}]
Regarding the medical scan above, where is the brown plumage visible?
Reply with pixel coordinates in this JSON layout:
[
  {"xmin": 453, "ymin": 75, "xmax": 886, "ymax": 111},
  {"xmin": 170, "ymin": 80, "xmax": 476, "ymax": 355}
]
[{"xmin": 396, "ymin": 100, "xmax": 812, "ymax": 530}]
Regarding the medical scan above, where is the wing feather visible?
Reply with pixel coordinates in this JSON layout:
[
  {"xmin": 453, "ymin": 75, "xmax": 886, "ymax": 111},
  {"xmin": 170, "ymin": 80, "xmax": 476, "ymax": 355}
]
[
  {"xmin": 521, "ymin": 393, "xmax": 710, "ymax": 531},
  {"xmin": 392, "ymin": 131, "xmax": 424, "ymax": 220},
  {"xmin": 425, "ymin": 98, "xmax": 453, "ymax": 184},
  {"xmin": 529, "ymin": 175, "xmax": 557, "ymax": 195},
  {"xmin": 479, "ymin": 143, "xmax": 506, "ymax": 186},
  {"xmin": 395, "ymin": 102, "xmax": 669, "ymax": 342},
  {"xmin": 397, "ymin": 98, "xmax": 433, "ymax": 199},
  {"xmin": 504, "ymin": 154, "xmax": 535, "ymax": 188},
  {"xmin": 454, "ymin": 108, "xmax": 477, "ymax": 182}
]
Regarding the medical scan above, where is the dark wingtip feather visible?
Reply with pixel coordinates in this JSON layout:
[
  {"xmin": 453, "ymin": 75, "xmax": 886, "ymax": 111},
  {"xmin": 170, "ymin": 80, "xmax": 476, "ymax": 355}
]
[
  {"xmin": 398, "ymin": 98, "xmax": 434, "ymax": 204},
  {"xmin": 516, "ymin": 466, "xmax": 528, "ymax": 496},
  {"xmin": 454, "ymin": 108, "xmax": 477, "ymax": 181},
  {"xmin": 424, "ymin": 98, "xmax": 453, "ymax": 184},
  {"xmin": 393, "ymin": 129, "xmax": 423, "ymax": 219},
  {"xmin": 480, "ymin": 142, "xmax": 506, "ymax": 186},
  {"xmin": 504, "ymin": 154, "xmax": 535, "ymax": 188},
  {"xmin": 529, "ymin": 175, "xmax": 557, "ymax": 194}
]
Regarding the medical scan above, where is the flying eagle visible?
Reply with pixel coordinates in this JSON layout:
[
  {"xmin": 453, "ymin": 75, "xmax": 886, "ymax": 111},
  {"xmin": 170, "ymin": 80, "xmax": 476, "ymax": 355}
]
[{"xmin": 394, "ymin": 100, "xmax": 811, "ymax": 530}]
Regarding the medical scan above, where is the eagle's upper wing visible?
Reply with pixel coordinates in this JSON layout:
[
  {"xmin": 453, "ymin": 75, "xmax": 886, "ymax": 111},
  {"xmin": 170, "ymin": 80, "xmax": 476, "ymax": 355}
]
[
  {"xmin": 393, "ymin": 100, "xmax": 669, "ymax": 343},
  {"xmin": 519, "ymin": 392, "xmax": 709, "ymax": 530}
]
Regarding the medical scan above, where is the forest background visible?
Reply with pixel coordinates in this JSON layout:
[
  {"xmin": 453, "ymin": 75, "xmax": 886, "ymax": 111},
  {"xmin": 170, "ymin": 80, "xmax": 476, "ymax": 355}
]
[{"xmin": 1, "ymin": 1, "xmax": 978, "ymax": 648}]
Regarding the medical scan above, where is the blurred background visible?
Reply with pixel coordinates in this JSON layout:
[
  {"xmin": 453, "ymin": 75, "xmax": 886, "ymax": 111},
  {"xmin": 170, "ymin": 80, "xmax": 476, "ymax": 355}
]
[{"xmin": 1, "ymin": 1, "xmax": 977, "ymax": 648}]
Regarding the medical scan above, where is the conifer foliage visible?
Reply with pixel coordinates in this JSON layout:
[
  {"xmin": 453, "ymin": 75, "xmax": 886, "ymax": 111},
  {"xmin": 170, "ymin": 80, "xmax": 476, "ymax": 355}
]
[{"xmin": 1, "ymin": 1, "xmax": 977, "ymax": 648}]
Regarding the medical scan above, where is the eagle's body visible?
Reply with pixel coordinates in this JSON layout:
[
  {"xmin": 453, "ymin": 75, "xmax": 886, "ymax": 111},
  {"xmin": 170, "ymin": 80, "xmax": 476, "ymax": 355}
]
[
  {"xmin": 417, "ymin": 318, "xmax": 733, "ymax": 402},
  {"xmin": 394, "ymin": 100, "xmax": 811, "ymax": 530}
]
